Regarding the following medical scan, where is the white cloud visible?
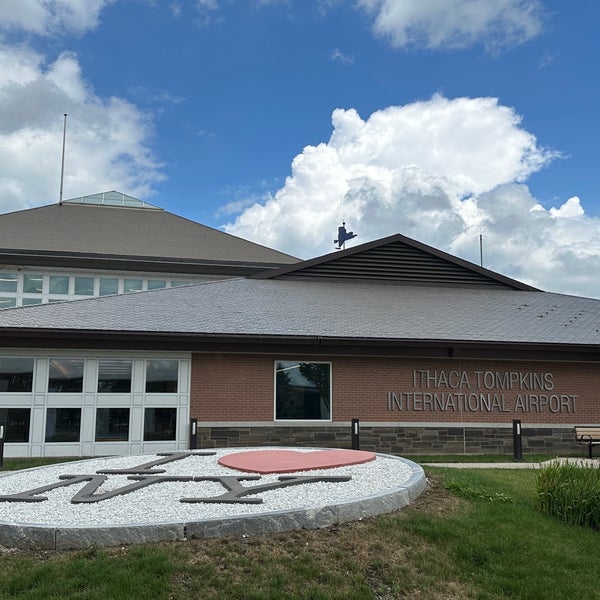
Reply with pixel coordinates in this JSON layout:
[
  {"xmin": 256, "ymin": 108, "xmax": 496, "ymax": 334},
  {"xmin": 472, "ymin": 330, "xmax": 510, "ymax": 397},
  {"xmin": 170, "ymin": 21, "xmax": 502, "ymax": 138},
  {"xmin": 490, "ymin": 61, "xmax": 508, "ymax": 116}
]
[
  {"xmin": 356, "ymin": 0, "xmax": 544, "ymax": 51},
  {"xmin": 0, "ymin": 0, "xmax": 114, "ymax": 37},
  {"xmin": 223, "ymin": 95, "xmax": 600, "ymax": 298},
  {"xmin": 331, "ymin": 48, "xmax": 355, "ymax": 64},
  {"xmin": 0, "ymin": 44, "xmax": 164, "ymax": 212}
]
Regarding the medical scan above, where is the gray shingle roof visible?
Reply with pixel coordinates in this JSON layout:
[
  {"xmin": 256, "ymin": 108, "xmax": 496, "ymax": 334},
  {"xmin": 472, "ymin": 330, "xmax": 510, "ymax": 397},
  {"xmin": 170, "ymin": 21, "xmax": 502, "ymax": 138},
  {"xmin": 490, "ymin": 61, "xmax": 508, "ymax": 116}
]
[
  {"xmin": 1, "ymin": 278, "xmax": 599, "ymax": 347},
  {"xmin": 0, "ymin": 201, "xmax": 296, "ymax": 266}
]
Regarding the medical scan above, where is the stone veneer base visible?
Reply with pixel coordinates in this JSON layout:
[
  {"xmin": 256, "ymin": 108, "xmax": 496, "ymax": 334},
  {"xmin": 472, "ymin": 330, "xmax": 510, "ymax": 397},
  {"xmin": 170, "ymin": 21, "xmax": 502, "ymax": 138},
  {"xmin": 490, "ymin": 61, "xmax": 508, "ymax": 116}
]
[{"xmin": 198, "ymin": 425, "xmax": 583, "ymax": 456}]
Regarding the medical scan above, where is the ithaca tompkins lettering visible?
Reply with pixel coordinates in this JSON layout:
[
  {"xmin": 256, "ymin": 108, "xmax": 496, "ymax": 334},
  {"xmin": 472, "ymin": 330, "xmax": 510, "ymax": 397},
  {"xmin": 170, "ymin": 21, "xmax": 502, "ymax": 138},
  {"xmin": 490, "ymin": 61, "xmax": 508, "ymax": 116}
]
[
  {"xmin": 386, "ymin": 369, "xmax": 578, "ymax": 414},
  {"xmin": 412, "ymin": 369, "xmax": 554, "ymax": 391}
]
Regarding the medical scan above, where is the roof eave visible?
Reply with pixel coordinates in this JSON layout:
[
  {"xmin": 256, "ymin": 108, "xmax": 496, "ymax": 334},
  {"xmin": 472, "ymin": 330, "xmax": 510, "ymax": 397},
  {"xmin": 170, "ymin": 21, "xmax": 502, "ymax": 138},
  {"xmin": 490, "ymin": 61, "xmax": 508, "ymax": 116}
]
[
  {"xmin": 0, "ymin": 250, "xmax": 294, "ymax": 276},
  {"xmin": 0, "ymin": 328, "xmax": 597, "ymax": 361}
]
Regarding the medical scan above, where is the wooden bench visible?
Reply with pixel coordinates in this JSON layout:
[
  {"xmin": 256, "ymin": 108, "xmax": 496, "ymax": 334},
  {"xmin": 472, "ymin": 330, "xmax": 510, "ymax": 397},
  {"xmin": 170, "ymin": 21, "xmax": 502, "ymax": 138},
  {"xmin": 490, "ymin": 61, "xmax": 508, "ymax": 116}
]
[{"xmin": 575, "ymin": 426, "xmax": 600, "ymax": 459}]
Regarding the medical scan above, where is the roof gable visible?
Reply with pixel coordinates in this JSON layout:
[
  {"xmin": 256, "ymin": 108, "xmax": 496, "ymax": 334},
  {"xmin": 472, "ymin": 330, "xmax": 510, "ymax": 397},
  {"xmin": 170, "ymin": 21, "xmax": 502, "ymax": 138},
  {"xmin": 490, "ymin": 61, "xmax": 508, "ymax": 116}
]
[{"xmin": 253, "ymin": 233, "xmax": 538, "ymax": 291}]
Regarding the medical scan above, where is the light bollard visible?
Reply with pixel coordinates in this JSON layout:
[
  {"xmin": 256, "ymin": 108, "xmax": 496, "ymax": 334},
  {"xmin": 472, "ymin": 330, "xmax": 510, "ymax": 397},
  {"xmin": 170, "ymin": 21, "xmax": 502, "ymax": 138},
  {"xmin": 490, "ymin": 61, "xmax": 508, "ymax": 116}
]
[
  {"xmin": 189, "ymin": 418, "xmax": 198, "ymax": 450},
  {"xmin": 512, "ymin": 419, "xmax": 523, "ymax": 461},
  {"xmin": 351, "ymin": 418, "xmax": 360, "ymax": 450},
  {"xmin": 0, "ymin": 424, "xmax": 5, "ymax": 468}
]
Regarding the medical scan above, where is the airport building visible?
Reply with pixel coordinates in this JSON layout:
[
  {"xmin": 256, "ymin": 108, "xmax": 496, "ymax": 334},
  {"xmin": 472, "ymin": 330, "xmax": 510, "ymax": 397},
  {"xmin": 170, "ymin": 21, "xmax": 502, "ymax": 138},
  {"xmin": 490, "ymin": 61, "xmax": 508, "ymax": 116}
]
[{"xmin": 0, "ymin": 193, "xmax": 598, "ymax": 457}]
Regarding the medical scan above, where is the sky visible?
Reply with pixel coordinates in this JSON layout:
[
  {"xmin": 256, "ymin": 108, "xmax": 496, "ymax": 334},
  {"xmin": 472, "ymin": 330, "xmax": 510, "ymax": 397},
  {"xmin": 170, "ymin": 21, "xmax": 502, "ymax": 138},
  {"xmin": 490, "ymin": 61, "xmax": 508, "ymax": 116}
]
[{"xmin": 1, "ymin": 1, "xmax": 600, "ymax": 297}]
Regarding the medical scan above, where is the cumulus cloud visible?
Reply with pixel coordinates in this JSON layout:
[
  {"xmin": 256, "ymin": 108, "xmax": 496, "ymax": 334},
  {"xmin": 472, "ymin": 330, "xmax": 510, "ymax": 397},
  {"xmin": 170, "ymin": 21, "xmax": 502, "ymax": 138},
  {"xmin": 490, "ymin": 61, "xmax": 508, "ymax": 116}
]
[
  {"xmin": 357, "ymin": 0, "xmax": 544, "ymax": 51},
  {"xmin": 0, "ymin": 0, "xmax": 164, "ymax": 212},
  {"xmin": 0, "ymin": 0, "xmax": 114, "ymax": 37},
  {"xmin": 223, "ymin": 95, "xmax": 600, "ymax": 298}
]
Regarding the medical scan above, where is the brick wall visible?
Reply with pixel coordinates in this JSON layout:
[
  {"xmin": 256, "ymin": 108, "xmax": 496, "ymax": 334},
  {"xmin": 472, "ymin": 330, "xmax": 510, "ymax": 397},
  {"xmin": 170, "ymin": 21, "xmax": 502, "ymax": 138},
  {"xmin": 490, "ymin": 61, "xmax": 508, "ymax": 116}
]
[{"xmin": 191, "ymin": 353, "xmax": 600, "ymax": 427}]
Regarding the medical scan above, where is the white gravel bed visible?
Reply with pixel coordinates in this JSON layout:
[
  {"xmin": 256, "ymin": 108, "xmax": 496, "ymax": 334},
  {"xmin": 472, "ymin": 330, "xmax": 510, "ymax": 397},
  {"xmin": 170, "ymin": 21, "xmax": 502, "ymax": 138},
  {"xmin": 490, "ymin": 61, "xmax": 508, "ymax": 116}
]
[{"xmin": 0, "ymin": 448, "xmax": 416, "ymax": 527}]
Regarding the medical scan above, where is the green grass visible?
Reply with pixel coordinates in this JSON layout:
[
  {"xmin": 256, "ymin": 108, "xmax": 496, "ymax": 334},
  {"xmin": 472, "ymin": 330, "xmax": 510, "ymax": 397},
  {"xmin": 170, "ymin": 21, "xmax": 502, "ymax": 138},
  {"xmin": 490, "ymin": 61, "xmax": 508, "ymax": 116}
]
[
  {"xmin": 0, "ymin": 456, "xmax": 88, "ymax": 471},
  {"xmin": 1, "ymin": 467, "xmax": 599, "ymax": 599},
  {"xmin": 536, "ymin": 461, "xmax": 600, "ymax": 529}
]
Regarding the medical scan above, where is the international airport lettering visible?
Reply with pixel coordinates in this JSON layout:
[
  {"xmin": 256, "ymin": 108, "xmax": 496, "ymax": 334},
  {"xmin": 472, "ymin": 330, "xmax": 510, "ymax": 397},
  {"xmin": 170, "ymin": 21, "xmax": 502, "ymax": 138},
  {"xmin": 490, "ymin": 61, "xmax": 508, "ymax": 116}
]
[
  {"xmin": 0, "ymin": 452, "xmax": 351, "ymax": 505},
  {"xmin": 387, "ymin": 369, "xmax": 577, "ymax": 413}
]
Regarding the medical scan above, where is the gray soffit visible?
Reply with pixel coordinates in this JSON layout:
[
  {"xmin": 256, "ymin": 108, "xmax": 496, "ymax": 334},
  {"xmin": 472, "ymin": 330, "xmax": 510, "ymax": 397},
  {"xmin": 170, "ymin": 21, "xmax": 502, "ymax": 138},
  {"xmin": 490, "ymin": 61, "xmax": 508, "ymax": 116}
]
[
  {"xmin": 0, "ymin": 198, "xmax": 297, "ymax": 268},
  {"xmin": 253, "ymin": 234, "xmax": 537, "ymax": 291},
  {"xmin": 0, "ymin": 279, "xmax": 599, "ymax": 352}
]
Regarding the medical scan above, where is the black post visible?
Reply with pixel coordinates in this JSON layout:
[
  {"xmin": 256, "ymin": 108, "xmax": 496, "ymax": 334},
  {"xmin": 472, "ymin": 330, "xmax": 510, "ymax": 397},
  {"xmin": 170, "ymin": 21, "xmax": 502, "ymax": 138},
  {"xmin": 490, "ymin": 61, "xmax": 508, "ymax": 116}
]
[
  {"xmin": 351, "ymin": 418, "xmax": 360, "ymax": 450},
  {"xmin": 512, "ymin": 419, "xmax": 523, "ymax": 461},
  {"xmin": 0, "ymin": 424, "xmax": 5, "ymax": 468},
  {"xmin": 189, "ymin": 418, "xmax": 198, "ymax": 450}
]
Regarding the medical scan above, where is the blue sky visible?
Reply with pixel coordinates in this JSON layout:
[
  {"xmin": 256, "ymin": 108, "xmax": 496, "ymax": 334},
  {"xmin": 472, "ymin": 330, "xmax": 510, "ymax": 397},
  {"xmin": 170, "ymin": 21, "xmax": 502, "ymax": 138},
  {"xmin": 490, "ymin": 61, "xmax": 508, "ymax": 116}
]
[{"xmin": 1, "ymin": 1, "xmax": 600, "ymax": 297}]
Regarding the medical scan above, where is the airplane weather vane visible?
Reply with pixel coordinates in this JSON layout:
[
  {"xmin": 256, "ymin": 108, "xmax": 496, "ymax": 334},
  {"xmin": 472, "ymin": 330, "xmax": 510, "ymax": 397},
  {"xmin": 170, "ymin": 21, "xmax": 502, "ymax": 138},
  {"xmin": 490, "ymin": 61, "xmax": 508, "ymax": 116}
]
[{"xmin": 334, "ymin": 222, "xmax": 357, "ymax": 249}]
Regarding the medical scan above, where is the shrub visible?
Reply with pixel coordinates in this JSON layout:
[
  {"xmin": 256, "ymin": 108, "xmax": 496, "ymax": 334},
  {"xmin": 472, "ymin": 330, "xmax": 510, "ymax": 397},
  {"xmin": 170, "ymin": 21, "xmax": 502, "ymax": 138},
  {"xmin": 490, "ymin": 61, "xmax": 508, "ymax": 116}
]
[{"xmin": 536, "ymin": 462, "xmax": 600, "ymax": 529}]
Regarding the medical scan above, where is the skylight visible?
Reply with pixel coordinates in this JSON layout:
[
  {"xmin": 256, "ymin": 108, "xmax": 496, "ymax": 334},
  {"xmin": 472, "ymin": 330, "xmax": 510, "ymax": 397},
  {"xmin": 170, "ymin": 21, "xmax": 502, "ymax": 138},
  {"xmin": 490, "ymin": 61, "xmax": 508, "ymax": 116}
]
[{"xmin": 63, "ymin": 191, "xmax": 162, "ymax": 210}]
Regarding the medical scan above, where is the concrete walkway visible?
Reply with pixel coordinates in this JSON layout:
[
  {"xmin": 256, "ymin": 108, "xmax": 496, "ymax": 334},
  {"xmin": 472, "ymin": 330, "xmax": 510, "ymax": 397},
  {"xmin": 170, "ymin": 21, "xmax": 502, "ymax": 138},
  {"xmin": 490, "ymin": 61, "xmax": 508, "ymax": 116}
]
[{"xmin": 422, "ymin": 458, "xmax": 598, "ymax": 469}]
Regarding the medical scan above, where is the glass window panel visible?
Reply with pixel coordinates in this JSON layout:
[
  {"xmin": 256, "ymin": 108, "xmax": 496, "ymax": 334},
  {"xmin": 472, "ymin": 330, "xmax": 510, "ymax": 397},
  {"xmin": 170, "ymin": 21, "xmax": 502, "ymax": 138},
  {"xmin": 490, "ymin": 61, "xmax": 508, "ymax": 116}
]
[
  {"xmin": 48, "ymin": 358, "xmax": 84, "ymax": 393},
  {"xmin": 97, "ymin": 359, "xmax": 132, "ymax": 393},
  {"xmin": 0, "ymin": 297, "xmax": 17, "ymax": 309},
  {"xmin": 23, "ymin": 273, "xmax": 43, "ymax": 294},
  {"xmin": 143, "ymin": 408, "xmax": 177, "ymax": 441},
  {"xmin": 123, "ymin": 278, "xmax": 143, "ymax": 293},
  {"xmin": 45, "ymin": 408, "xmax": 81, "ymax": 442},
  {"xmin": 74, "ymin": 276, "xmax": 94, "ymax": 295},
  {"xmin": 275, "ymin": 361, "xmax": 331, "ymax": 420},
  {"xmin": 147, "ymin": 279, "xmax": 166, "ymax": 290},
  {"xmin": 49, "ymin": 275, "xmax": 70, "ymax": 295},
  {"xmin": 0, "ymin": 408, "xmax": 30, "ymax": 442},
  {"xmin": 170, "ymin": 280, "xmax": 190, "ymax": 287},
  {"xmin": 95, "ymin": 408, "xmax": 130, "ymax": 442},
  {"xmin": 99, "ymin": 277, "xmax": 119, "ymax": 296},
  {"xmin": 0, "ymin": 272, "xmax": 17, "ymax": 293},
  {"xmin": 22, "ymin": 298, "xmax": 42, "ymax": 306},
  {"xmin": 145, "ymin": 360, "xmax": 178, "ymax": 393},
  {"xmin": 0, "ymin": 358, "xmax": 34, "ymax": 392}
]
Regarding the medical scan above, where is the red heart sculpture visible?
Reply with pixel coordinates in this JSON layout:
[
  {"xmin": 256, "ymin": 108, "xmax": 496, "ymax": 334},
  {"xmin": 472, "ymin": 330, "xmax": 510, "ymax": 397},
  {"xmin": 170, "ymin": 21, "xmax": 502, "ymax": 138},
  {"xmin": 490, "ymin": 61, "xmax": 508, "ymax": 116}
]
[{"xmin": 218, "ymin": 449, "xmax": 376, "ymax": 474}]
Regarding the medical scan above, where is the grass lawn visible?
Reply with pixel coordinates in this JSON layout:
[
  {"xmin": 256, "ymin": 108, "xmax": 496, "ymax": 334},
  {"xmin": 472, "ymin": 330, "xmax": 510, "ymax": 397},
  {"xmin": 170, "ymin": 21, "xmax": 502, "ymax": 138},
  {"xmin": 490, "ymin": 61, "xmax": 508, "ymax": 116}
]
[{"xmin": 0, "ymin": 466, "xmax": 598, "ymax": 599}]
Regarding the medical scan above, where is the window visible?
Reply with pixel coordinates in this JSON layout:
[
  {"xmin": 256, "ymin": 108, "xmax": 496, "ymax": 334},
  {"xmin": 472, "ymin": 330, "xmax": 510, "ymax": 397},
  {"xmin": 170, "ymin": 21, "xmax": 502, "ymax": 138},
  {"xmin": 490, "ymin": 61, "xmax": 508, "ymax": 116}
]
[
  {"xmin": 23, "ymin": 273, "xmax": 43, "ymax": 294},
  {"xmin": 97, "ymin": 359, "xmax": 132, "ymax": 393},
  {"xmin": 0, "ymin": 408, "xmax": 31, "ymax": 442},
  {"xmin": 0, "ymin": 298, "xmax": 16, "ymax": 309},
  {"xmin": 22, "ymin": 298, "xmax": 42, "ymax": 306},
  {"xmin": 275, "ymin": 361, "xmax": 331, "ymax": 420},
  {"xmin": 48, "ymin": 358, "xmax": 84, "ymax": 392},
  {"xmin": 170, "ymin": 280, "xmax": 190, "ymax": 287},
  {"xmin": 74, "ymin": 276, "xmax": 94, "ymax": 295},
  {"xmin": 49, "ymin": 275, "xmax": 70, "ymax": 295},
  {"xmin": 0, "ymin": 358, "xmax": 34, "ymax": 392},
  {"xmin": 147, "ymin": 279, "xmax": 166, "ymax": 290},
  {"xmin": 45, "ymin": 408, "xmax": 81, "ymax": 442},
  {"xmin": 123, "ymin": 278, "xmax": 142, "ymax": 293},
  {"xmin": 95, "ymin": 408, "xmax": 130, "ymax": 441},
  {"xmin": 143, "ymin": 408, "xmax": 176, "ymax": 441},
  {"xmin": 145, "ymin": 360, "xmax": 178, "ymax": 393},
  {"xmin": 99, "ymin": 278, "xmax": 119, "ymax": 296},
  {"xmin": 0, "ymin": 272, "xmax": 17, "ymax": 293}
]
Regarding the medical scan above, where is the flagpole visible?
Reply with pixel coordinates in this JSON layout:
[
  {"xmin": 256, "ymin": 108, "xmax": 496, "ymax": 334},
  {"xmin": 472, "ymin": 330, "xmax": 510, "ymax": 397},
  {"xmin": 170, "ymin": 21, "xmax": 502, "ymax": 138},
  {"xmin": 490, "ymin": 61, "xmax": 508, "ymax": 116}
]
[{"xmin": 59, "ymin": 113, "xmax": 67, "ymax": 206}]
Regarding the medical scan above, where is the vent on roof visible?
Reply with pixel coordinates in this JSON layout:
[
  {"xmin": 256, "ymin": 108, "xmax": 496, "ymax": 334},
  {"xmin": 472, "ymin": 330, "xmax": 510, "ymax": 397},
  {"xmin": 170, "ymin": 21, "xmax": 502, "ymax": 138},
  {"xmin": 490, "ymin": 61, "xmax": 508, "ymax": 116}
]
[{"xmin": 275, "ymin": 241, "xmax": 516, "ymax": 288}]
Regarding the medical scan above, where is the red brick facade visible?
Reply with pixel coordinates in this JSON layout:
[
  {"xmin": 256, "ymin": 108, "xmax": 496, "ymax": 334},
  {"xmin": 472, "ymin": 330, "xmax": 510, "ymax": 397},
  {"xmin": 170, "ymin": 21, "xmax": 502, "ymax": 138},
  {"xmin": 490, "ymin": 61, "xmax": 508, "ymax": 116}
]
[{"xmin": 191, "ymin": 353, "xmax": 600, "ymax": 425}]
